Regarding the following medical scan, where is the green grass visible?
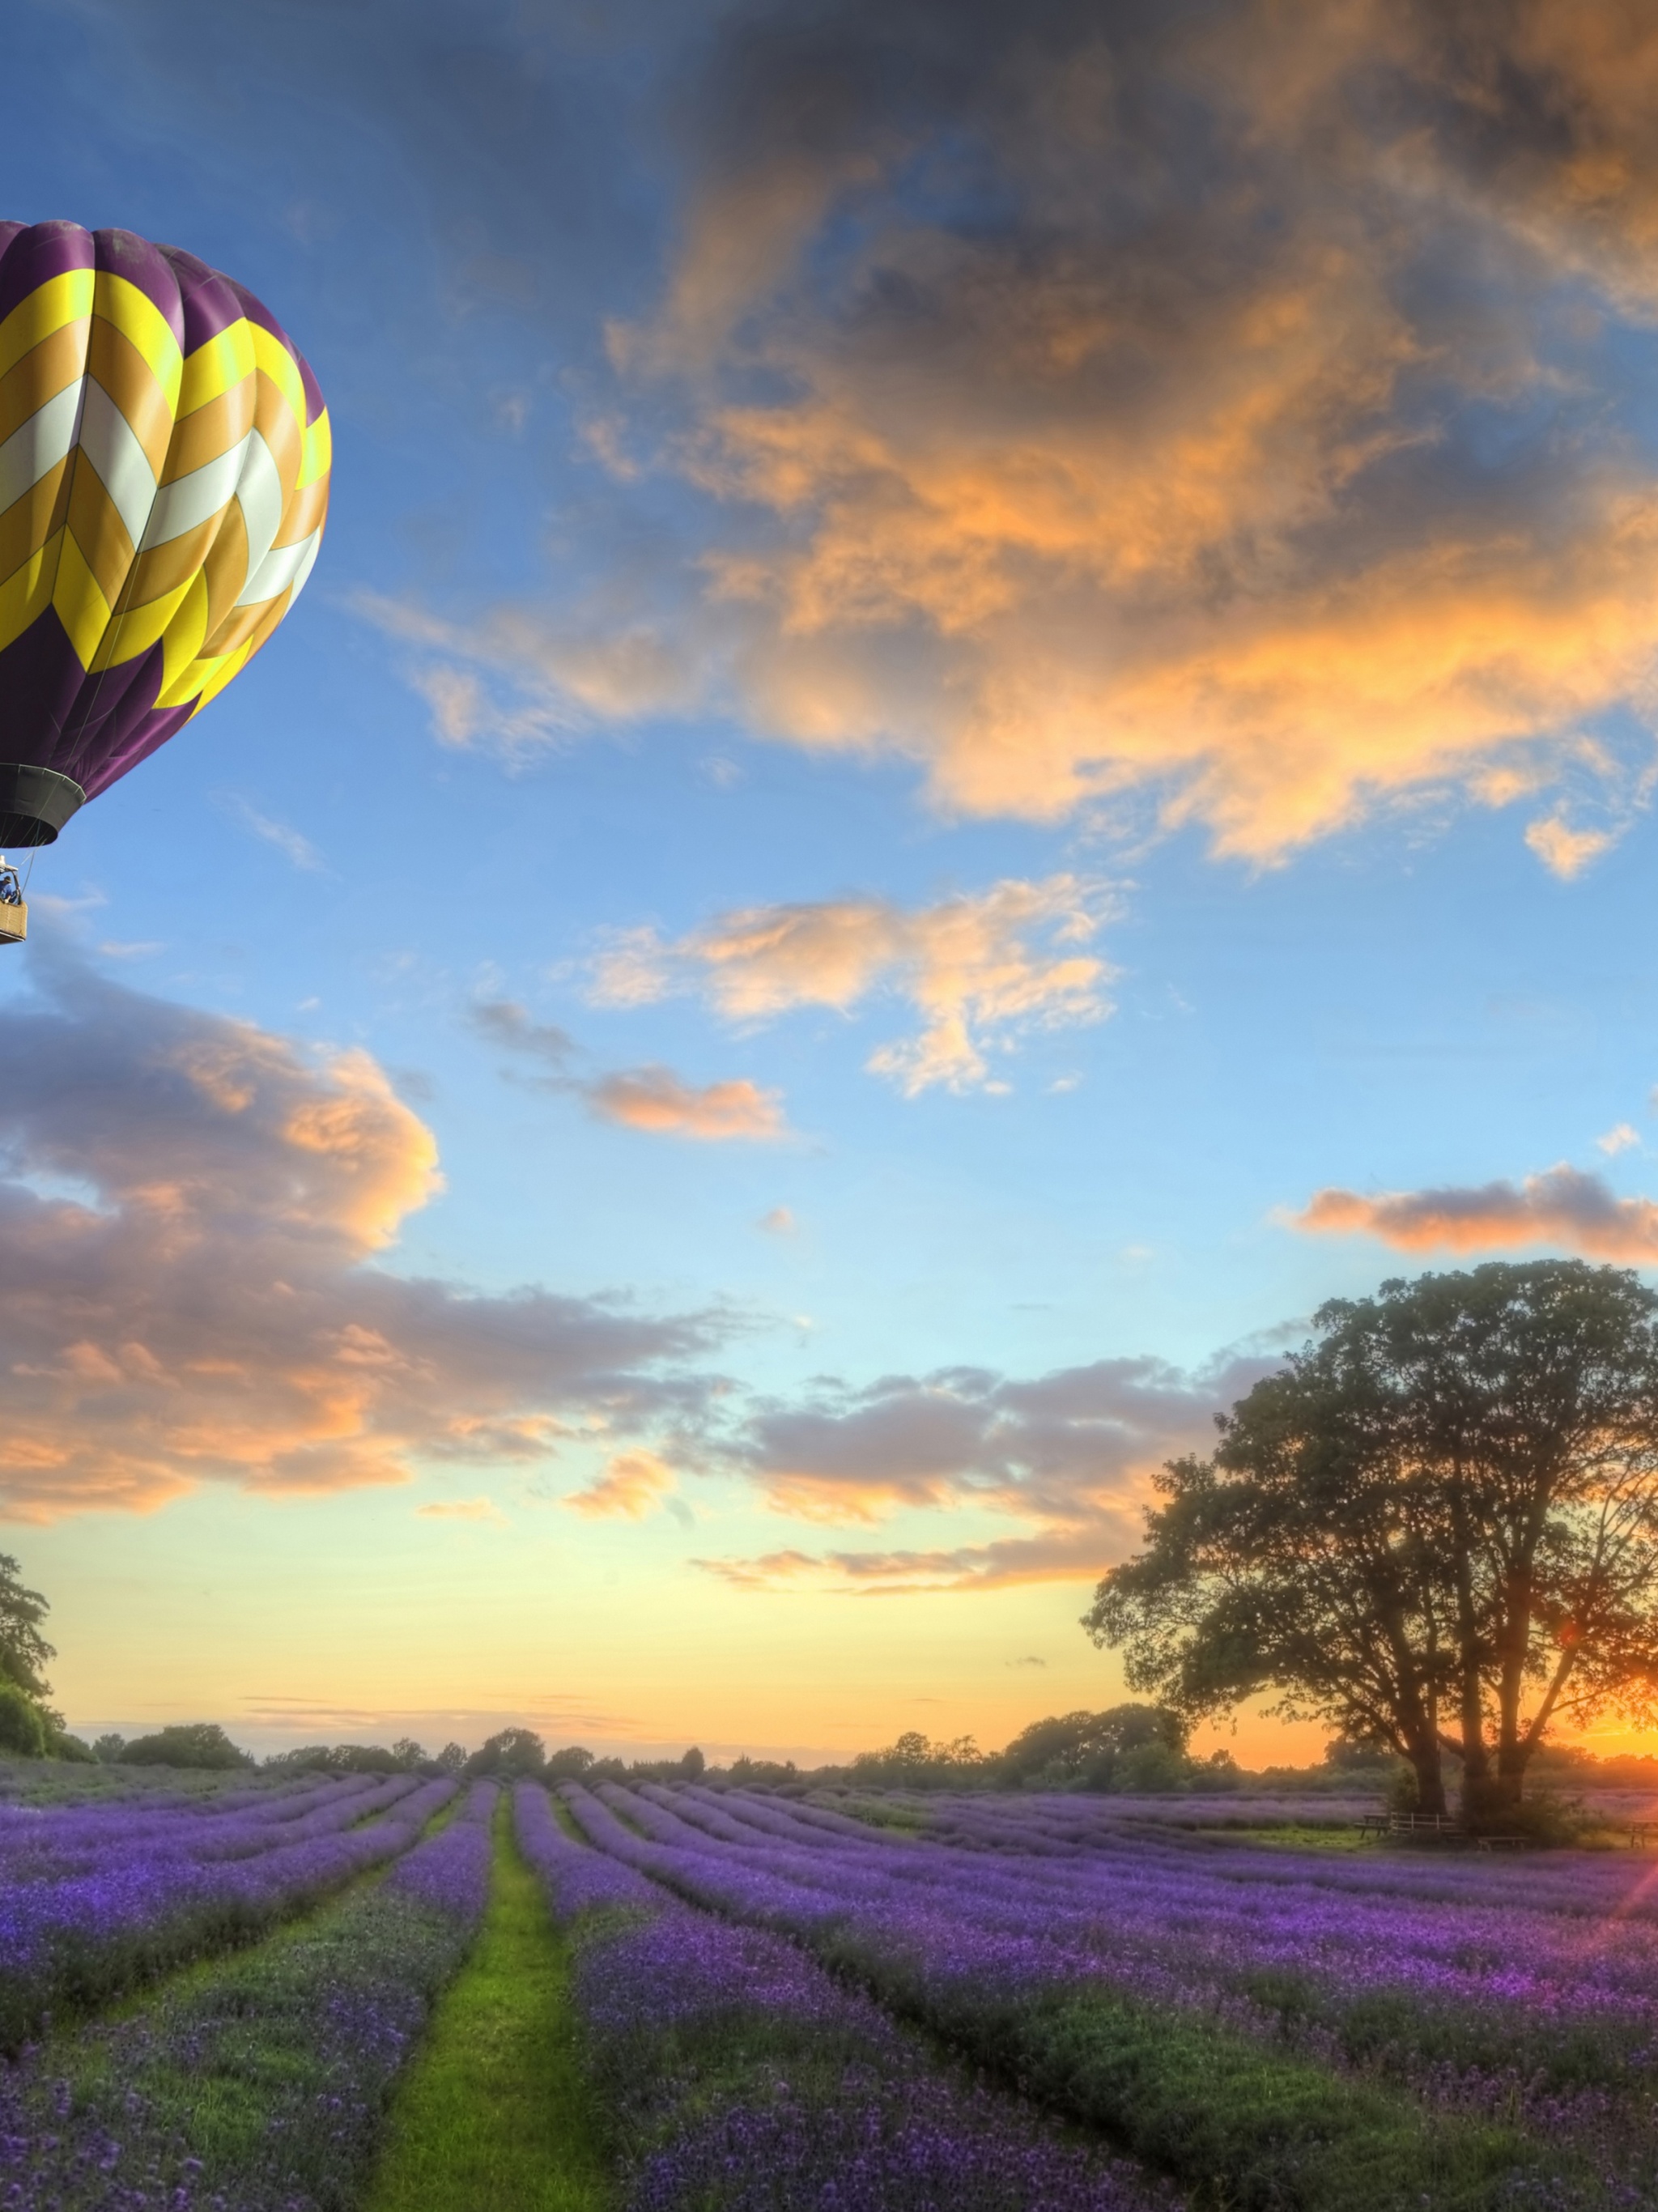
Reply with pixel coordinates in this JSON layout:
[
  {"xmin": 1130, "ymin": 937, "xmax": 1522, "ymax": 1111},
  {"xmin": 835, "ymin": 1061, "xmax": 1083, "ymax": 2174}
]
[
  {"xmin": 810, "ymin": 1925, "xmax": 1575, "ymax": 2212},
  {"xmin": 365, "ymin": 1798, "xmax": 612, "ymax": 2212},
  {"xmin": 1012, "ymin": 1989, "xmax": 1544, "ymax": 2212},
  {"xmin": 1216, "ymin": 1823, "xmax": 1369, "ymax": 1853}
]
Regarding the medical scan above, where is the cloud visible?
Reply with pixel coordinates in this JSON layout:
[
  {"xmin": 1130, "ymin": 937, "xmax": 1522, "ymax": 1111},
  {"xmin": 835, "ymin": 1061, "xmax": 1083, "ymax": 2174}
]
[
  {"xmin": 415, "ymin": 1496, "xmax": 508, "ymax": 1525},
  {"xmin": 692, "ymin": 1548, "xmax": 820, "ymax": 1591},
  {"xmin": 1524, "ymin": 815, "xmax": 1616, "ymax": 879},
  {"xmin": 89, "ymin": 0, "xmax": 1658, "ymax": 866},
  {"xmin": 1294, "ymin": 1164, "xmax": 1658, "ymax": 1261},
  {"xmin": 356, "ymin": 592, "xmax": 698, "ymax": 755},
  {"xmin": 1599, "ymin": 1123, "xmax": 1640, "ymax": 1156},
  {"xmin": 589, "ymin": 876, "xmax": 1112, "ymax": 1095},
  {"xmin": 563, "ymin": 1448, "xmax": 678, "ymax": 1520},
  {"xmin": 758, "ymin": 1206, "xmax": 797, "ymax": 1235},
  {"xmin": 469, "ymin": 999, "xmax": 577, "ymax": 1070},
  {"xmin": 587, "ymin": 1069, "xmax": 787, "ymax": 1142},
  {"xmin": 696, "ymin": 1348, "xmax": 1277, "ymax": 1588},
  {"xmin": 0, "ymin": 953, "xmax": 721, "ymax": 1520},
  {"xmin": 333, "ymin": 0, "xmax": 1658, "ymax": 872},
  {"xmin": 218, "ymin": 797, "xmax": 326, "ymax": 875},
  {"xmin": 470, "ymin": 998, "xmax": 787, "ymax": 1141}
]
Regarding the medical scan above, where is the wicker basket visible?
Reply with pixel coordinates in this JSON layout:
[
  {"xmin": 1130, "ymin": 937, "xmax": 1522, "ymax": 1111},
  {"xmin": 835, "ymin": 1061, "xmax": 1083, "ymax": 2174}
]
[{"xmin": 0, "ymin": 900, "xmax": 27, "ymax": 946}]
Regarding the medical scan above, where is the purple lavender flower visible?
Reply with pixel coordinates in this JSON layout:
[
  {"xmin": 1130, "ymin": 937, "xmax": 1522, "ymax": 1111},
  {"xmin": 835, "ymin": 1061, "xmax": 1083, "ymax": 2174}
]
[{"xmin": 514, "ymin": 1781, "xmax": 1169, "ymax": 2212}]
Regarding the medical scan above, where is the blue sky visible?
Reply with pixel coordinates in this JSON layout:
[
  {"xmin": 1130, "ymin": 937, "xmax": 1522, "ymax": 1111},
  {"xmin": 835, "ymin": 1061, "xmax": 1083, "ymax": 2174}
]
[{"xmin": 7, "ymin": 0, "xmax": 1658, "ymax": 1763}]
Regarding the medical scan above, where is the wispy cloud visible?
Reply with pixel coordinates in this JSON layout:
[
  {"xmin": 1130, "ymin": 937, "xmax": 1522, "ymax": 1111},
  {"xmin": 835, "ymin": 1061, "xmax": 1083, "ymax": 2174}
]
[
  {"xmin": 1293, "ymin": 1165, "xmax": 1658, "ymax": 1261},
  {"xmin": 218, "ymin": 796, "xmax": 326, "ymax": 874},
  {"xmin": 469, "ymin": 999, "xmax": 788, "ymax": 1141},
  {"xmin": 587, "ymin": 1069, "xmax": 787, "ymax": 1142},
  {"xmin": 588, "ymin": 877, "xmax": 1113, "ymax": 1095},
  {"xmin": 563, "ymin": 1448, "xmax": 678, "ymax": 1520},
  {"xmin": 1524, "ymin": 815, "xmax": 1617, "ymax": 880},
  {"xmin": 415, "ymin": 1496, "xmax": 508, "ymax": 1525}
]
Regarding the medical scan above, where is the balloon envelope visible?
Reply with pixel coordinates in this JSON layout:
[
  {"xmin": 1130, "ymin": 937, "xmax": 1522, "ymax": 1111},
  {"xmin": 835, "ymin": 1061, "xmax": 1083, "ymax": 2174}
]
[{"xmin": 0, "ymin": 221, "xmax": 330, "ymax": 844}]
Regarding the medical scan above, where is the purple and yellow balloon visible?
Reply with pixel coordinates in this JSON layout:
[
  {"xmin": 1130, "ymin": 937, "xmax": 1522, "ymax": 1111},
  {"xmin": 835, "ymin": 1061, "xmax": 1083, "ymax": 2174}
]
[{"xmin": 0, "ymin": 219, "xmax": 329, "ymax": 942}]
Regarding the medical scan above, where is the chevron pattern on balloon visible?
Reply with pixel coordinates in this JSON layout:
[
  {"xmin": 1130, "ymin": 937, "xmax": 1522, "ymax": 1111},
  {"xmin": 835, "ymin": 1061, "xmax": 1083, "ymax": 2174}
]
[{"xmin": 0, "ymin": 219, "xmax": 329, "ymax": 808}]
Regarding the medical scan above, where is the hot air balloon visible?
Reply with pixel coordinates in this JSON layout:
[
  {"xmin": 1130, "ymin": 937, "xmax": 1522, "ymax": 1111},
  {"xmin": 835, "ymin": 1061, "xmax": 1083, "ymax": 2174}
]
[{"xmin": 0, "ymin": 219, "xmax": 331, "ymax": 943}]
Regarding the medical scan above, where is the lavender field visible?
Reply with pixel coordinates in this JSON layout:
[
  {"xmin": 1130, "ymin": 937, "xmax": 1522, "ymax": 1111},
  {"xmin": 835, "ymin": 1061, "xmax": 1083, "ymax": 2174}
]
[{"xmin": 3, "ymin": 1759, "xmax": 1657, "ymax": 2210}]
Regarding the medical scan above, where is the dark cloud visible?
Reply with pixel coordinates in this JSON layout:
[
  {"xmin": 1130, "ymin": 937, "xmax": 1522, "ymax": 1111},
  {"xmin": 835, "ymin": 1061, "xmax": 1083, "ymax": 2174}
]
[
  {"xmin": 698, "ymin": 1348, "xmax": 1277, "ymax": 1584},
  {"xmin": 0, "ymin": 953, "xmax": 720, "ymax": 1519}
]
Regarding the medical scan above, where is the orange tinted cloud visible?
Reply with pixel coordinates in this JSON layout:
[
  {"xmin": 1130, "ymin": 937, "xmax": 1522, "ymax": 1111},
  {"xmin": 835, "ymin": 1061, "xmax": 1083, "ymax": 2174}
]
[
  {"xmin": 563, "ymin": 1449, "xmax": 678, "ymax": 1520},
  {"xmin": 0, "ymin": 955, "xmax": 719, "ymax": 1521},
  {"xmin": 695, "ymin": 1525, "xmax": 1142, "ymax": 1596},
  {"xmin": 470, "ymin": 999, "xmax": 787, "ymax": 1141},
  {"xmin": 1295, "ymin": 1165, "xmax": 1658, "ymax": 1261},
  {"xmin": 589, "ymin": 877, "xmax": 1112, "ymax": 1095},
  {"xmin": 373, "ymin": 1, "xmax": 1658, "ymax": 867},
  {"xmin": 586, "ymin": 1069, "xmax": 786, "ymax": 1142}
]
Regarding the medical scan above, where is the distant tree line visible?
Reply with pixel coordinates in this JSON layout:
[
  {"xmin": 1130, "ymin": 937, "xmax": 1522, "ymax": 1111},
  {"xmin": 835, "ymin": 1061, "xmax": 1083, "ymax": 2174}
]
[{"xmin": 843, "ymin": 1708, "xmax": 1243, "ymax": 1793}]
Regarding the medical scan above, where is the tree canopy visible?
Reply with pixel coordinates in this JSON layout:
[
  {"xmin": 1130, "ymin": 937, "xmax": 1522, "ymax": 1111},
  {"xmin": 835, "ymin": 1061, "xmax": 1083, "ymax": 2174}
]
[
  {"xmin": 1084, "ymin": 1262, "xmax": 1658, "ymax": 1816},
  {"xmin": 466, "ymin": 1726, "xmax": 547, "ymax": 1778},
  {"xmin": 998, "ymin": 1704, "xmax": 1190, "ymax": 1791},
  {"xmin": 0, "ymin": 1553, "xmax": 54, "ymax": 1704},
  {"xmin": 119, "ymin": 1723, "xmax": 255, "ymax": 1770}
]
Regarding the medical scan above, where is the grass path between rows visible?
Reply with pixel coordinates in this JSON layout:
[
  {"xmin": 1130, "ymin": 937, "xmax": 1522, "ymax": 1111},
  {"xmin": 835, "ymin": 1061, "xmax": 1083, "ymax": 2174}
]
[{"xmin": 366, "ymin": 1795, "xmax": 613, "ymax": 2212}]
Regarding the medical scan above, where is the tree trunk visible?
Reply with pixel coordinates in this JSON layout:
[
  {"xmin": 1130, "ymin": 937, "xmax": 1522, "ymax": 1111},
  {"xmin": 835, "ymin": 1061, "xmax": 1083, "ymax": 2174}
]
[
  {"xmin": 1493, "ymin": 1740, "xmax": 1528, "ymax": 1811},
  {"xmin": 1494, "ymin": 1562, "xmax": 1536, "ymax": 1814},
  {"xmin": 1458, "ymin": 1750, "xmax": 1505, "ymax": 1823},
  {"xmin": 1407, "ymin": 1741, "xmax": 1447, "ymax": 1816}
]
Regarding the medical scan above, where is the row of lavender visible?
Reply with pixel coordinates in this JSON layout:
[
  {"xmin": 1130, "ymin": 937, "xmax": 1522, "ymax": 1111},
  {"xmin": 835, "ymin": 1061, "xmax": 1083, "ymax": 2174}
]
[
  {"xmin": 635, "ymin": 1781, "xmax": 1658, "ymax": 2091},
  {"xmin": 563, "ymin": 1780, "xmax": 1656, "ymax": 2209},
  {"xmin": 1, "ymin": 1770, "xmax": 456, "ymax": 2050},
  {"xmin": 0, "ymin": 1782, "xmax": 497, "ymax": 2212},
  {"xmin": 513, "ymin": 1782, "xmax": 1167, "ymax": 2212}
]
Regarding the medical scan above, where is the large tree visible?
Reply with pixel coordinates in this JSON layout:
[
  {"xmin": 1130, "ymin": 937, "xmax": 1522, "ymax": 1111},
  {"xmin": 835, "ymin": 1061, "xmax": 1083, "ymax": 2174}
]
[{"xmin": 1084, "ymin": 1263, "xmax": 1658, "ymax": 1818}]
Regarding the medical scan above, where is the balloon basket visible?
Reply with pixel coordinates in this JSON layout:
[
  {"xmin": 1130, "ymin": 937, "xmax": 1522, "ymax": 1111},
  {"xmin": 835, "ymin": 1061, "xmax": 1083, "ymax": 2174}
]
[{"xmin": 0, "ymin": 900, "xmax": 26, "ymax": 946}]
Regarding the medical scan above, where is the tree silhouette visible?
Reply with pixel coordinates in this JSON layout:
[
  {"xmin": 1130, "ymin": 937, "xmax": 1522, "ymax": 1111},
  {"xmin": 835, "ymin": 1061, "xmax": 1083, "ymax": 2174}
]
[{"xmin": 1086, "ymin": 1263, "xmax": 1658, "ymax": 1817}]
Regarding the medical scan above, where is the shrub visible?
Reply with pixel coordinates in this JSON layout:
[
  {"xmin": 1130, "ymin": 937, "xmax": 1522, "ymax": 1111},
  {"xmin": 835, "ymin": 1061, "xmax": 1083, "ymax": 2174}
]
[
  {"xmin": 119, "ymin": 1722, "xmax": 254, "ymax": 1770},
  {"xmin": 44, "ymin": 1726, "xmax": 98, "ymax": 1763},
  {"xmin": 1113, "ymin": 1739, "xmax": 1191, "ymax": 1793},
  {"xmin": 1465, "ymin": 1791, "xmax": 1584, "ymax": 1847},
  {"xmin": 0, "ymin": 1680, "xmax": 46, "ymax": 1757}
]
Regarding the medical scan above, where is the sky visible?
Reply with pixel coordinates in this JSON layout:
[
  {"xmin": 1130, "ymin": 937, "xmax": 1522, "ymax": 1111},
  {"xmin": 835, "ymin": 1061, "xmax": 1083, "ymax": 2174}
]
[{"xmin": 7, "ymin": 0, "xmax": 1658, "ymax": 1764}]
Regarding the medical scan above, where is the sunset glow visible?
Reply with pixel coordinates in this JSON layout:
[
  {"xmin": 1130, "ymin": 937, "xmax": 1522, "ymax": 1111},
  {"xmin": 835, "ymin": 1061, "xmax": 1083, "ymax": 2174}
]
[{"xmin": 7, "ymin": 1, "xmax": 1658, "ymax": 1775}]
